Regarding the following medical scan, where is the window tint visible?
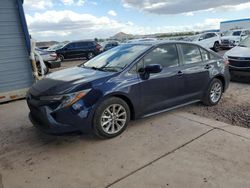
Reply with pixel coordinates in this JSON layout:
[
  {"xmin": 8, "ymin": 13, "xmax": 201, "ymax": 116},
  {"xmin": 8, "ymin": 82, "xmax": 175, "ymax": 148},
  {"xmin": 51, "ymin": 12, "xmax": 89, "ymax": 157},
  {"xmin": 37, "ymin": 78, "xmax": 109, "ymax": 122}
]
[
  {"xmin": 144, "ymin": 44, "xmax": 179, "ymax": 68},
  {"xmin": 200, "ymin": 48, "xmax": 210, "ymax": 61},
  {"xmin": 181, "ymin": 44, "xmax": 202, "ymax": 64},
  {"xmin": 75, "ymin": 42, "xmax": 86, "ymax": 48},
  {"xmin": 66, "ymin": 43, "xmax": 76, "ymax": 49}
]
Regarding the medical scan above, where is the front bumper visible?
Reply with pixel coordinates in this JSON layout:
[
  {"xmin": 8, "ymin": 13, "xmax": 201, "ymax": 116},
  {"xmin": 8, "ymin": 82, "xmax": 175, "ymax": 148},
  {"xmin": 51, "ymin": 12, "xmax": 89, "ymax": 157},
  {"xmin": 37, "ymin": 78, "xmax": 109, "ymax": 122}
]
[
  {"xmin": 27, "ymin": 98, "xmax": 93, "ymax": 134},
  {"xmin": 220, "ymin": 44, "xmax": 235, "ymax": 49}
]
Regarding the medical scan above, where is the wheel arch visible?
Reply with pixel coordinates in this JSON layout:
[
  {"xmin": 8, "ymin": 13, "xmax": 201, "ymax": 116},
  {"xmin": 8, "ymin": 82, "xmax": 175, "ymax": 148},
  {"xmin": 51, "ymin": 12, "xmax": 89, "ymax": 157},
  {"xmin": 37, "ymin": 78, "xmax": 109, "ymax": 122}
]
[
  {"xmin": 213, "ymin": 75, "xmax": 226, "ymax": 92},
  {"xmin": 105, "ymin": 93, "xmax": 135, "ymax": 120}
]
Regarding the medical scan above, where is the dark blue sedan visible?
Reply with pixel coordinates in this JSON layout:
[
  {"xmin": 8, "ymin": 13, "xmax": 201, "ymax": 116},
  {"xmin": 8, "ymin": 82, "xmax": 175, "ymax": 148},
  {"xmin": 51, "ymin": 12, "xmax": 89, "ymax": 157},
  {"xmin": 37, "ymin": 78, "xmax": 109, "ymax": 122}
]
[{"xmin": 27, "ymin": 41, "xmax": 230, "ymax": 138}]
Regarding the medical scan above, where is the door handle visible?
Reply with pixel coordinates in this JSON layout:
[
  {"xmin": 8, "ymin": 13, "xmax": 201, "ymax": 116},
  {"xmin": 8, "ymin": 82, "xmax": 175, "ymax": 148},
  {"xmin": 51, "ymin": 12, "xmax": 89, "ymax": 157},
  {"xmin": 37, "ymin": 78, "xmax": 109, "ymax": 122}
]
[
  {"xmin": 177, "ymin": 71, "xmax": 184, "ymax": 77},
  {"xmin": 204, "ymin": 64, "xmax": 212, "ymax": 69}
]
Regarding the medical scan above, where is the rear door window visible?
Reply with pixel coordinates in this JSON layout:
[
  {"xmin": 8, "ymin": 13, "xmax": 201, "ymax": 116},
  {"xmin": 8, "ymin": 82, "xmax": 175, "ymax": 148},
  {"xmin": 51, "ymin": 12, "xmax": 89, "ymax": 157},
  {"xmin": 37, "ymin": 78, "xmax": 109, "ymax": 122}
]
[
  {"xmin": 180, "ymin": 44, "xmax": 202, "ymax": 64},
  {"xmin": 144, "ymin": 44, "xmax": 179, "ymax": 68},
  {"xmin": 66, "ymin": 43, "xmax": 76, "ymax": 49},
  {"xmin": 200, "ymin": 48, "xmax": 210, "ymax": 61}
]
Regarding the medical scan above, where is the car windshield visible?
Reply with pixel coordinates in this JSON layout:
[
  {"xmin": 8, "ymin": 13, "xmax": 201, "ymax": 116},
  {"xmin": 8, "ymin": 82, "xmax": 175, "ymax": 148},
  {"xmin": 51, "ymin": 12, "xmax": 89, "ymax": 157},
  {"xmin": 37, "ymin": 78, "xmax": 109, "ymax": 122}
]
[
  {"xmin": 239, "ymin": 36, "xmax": 250, "ymax": 48},
  {"xmin": 232, "ymin": 31, "xmax": 242, "ymax": 36},
  {"xmin": 81, "ymin": 44, "xmax": 151, "ymax": 72},
  {"xmin": 189, "ymin": 35, "xmax": 201, "ymax": 41},
  {"xmin": 47, "ymin": 43, "xmax": 67, "ymax": 51}
]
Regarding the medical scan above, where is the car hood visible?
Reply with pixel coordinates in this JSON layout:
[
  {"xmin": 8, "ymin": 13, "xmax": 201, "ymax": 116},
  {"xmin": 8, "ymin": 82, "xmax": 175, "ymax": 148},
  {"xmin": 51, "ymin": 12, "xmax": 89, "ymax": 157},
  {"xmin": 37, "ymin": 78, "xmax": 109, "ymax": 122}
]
[
  {"xmin": 225, "ymin": 46, "xmax": 250, "ymax": 58},
  {"xmin": 221, "ymin": 36, "xmax": 240, "ymax": 41},
  {"xmin": 29, "ymin": 67, "xmax": 114, "ymax": 96}
]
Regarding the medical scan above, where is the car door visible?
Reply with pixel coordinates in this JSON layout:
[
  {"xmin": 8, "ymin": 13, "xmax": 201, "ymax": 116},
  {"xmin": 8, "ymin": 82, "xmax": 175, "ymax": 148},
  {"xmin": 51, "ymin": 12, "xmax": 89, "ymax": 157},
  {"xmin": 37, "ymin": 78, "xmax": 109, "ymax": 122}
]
[
  {"xmin": 137, "ymin": 44, "xmax": 186, "ymax": 116},
  {"xmin": 63, "ymin": 42, "xmax": 77, "ymax": 59},
  {"xmin": 177, "ymin": 44, "xmax": 210, "ymax": 101}
]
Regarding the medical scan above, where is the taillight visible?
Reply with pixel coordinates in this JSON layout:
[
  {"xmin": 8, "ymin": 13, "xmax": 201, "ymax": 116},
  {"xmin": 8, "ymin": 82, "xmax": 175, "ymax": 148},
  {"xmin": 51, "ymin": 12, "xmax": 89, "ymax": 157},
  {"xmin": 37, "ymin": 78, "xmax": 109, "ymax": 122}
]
[
  {"xmin": 224, "ymin": 59, "xmax": 229, "ymax": 66},
  {"xmin": 50, "ymin": 53, "xmax": 57, "ymax": 57},
  {"xmin": 96, "ymin": 44, "xmax": 101, "ymax": 50}
]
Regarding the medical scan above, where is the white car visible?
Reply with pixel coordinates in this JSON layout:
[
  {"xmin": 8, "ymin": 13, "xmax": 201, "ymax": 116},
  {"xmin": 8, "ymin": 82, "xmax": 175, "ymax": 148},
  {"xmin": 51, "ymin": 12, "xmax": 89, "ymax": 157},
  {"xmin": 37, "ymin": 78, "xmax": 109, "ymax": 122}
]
[
  {"xmin": 35, "ymin": 48, "xmax": 60, "ymax": 75},
  {"xmin": 221, "ymin": 29, "xmax": 250, "ymax": 49},
  {"xmin": 224, "ymin": 36, "xmax": 250, "ymax": 80},
  {"xmin": 190, "ymin": 32, "xmax": 221, "ymax": 52}
]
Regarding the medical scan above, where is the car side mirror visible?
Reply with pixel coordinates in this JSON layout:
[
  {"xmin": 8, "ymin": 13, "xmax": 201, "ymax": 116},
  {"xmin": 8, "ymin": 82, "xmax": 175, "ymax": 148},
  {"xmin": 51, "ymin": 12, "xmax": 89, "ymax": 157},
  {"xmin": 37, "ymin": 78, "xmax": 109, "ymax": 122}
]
[{"xmin": 139, "ymin": 64, "xmax": 163, "ymax": 74}]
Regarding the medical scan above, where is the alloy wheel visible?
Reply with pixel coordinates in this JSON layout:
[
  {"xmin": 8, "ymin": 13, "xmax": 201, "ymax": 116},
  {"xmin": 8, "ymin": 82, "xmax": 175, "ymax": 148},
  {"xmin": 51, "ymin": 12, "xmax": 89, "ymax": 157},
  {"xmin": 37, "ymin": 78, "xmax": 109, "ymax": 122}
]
[
  {"xmin": 100, "ymin": 104, "xmax": 127, "ymax": 135},
  {"xmin": 88, "ymin": 52, "xmax": 94, "ymax": 59},
  {"xmin": 210, "ymin": 82, "xmax": 222, "ymax": 103}
]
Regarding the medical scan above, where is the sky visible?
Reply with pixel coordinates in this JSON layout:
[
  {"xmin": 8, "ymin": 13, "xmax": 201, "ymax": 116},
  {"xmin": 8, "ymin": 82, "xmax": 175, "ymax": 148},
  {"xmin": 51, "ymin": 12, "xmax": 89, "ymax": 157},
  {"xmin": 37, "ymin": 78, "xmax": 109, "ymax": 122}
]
[{"xmin": 23, "ymin": 0, "xmax": 250, "ymax": 41}]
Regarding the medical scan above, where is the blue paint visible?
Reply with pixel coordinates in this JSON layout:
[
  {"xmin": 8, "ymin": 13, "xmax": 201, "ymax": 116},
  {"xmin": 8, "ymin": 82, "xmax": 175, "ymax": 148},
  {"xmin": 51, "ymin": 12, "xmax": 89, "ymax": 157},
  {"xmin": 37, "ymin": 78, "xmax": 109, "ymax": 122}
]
[
  {"xmin": 221, "ymin": 18, "xmax": 250, "ymax": 24},
  {"xmin": 17, "ymin": 0, "xmax": 31, "ymax": 53}
]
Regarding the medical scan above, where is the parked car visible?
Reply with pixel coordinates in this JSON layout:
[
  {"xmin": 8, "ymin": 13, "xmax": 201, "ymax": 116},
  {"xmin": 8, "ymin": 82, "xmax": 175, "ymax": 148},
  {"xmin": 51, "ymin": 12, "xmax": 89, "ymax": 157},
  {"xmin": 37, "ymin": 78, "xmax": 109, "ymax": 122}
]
[
  {"xmin": 224, "ymin": 36, "xmax": 250, "ymax": 81},
  {"xmin": 189, "ymin": 32, "xmax": 221, "ymax": 52},
  {"xmin": 54, "ymin": 40, "xmax": 102, "ymax": 61},
  {"xmin": 27, "ymin": 41, "xmax": 230, "ymax": 138},
  {"xmin": 35, "ymin": 48, "xmax": 61, "ymax": 75},
  {"xmin": 221, "ymin": 29, "xmax": 250, "ymax": 49},
  {"xmin": 126, "ymin": 38, "xmax": 158, "ymax": 43},
  {"xmin": 100, "ymin": 41, "xmax": 119, "ymax": 52}
]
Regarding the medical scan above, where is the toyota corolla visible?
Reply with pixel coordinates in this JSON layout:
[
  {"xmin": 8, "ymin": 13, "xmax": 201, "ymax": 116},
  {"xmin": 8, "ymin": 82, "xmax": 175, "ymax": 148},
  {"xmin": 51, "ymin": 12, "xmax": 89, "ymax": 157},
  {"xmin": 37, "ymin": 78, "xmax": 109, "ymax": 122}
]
[{"xmin": 27, "ymin": 41, "xmax": 230, "ymax": 138}]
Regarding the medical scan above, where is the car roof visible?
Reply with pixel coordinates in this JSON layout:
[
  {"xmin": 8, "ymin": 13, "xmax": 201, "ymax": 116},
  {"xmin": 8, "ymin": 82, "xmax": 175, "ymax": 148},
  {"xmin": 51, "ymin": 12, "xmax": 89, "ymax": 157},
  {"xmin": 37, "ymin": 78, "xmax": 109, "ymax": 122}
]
[
  {"xmin": 125, "ymin": 40, "xmax": 200, "ymax": 46},
  {"xmin": 70, "ymin": 40, "xmax": 95, "ymax": 43}
]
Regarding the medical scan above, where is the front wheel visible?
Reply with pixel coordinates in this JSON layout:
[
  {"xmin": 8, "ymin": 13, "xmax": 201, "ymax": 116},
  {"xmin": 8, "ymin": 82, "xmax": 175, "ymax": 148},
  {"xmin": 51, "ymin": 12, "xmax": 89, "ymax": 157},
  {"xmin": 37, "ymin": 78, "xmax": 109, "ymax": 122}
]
[
  {"xmin": 203, "ymin": 78, "xmax": 223, "ymax": 106},
  {"xmin": 93, "ymin": 97, "xmax": 130, "ymax": 139},
  {"xmin": 213, "ymin": 42, "xmax": 220, "ymax": 52}
]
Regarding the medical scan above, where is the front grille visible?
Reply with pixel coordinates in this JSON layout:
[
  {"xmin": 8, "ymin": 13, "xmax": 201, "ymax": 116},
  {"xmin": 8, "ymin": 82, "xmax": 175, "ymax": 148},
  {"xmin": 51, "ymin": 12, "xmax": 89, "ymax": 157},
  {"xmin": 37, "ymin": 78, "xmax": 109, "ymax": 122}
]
[
  {"xmin": 222, "ymin": 40, "xmax": 229, "ymax": 45},
  {"xmin": 228, "ymin": 56, "xmax": 250, "ymax": 61},
  {"xmin": 228, "ymin": 58, "xmax": 250, "ymax": 68}
]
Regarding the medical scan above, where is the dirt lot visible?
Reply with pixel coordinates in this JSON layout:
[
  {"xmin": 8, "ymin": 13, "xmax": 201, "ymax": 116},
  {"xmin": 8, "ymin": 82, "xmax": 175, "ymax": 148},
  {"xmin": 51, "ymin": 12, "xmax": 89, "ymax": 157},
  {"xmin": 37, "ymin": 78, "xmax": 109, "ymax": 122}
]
[
  {"xmin": 51, "ymin": 59, "xmax": 250, "ymax": 128},
  {"xmin": 183, "ymin": 82, "xmax": 250, "ymax": 128}
]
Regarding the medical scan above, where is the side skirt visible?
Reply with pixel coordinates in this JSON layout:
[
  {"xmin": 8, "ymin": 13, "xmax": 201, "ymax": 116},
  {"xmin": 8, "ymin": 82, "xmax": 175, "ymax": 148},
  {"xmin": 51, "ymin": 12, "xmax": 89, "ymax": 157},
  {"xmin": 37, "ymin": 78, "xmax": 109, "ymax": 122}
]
[{"xmin": 142, "ymin": 100, "xmax": 201, "ymax": 118}]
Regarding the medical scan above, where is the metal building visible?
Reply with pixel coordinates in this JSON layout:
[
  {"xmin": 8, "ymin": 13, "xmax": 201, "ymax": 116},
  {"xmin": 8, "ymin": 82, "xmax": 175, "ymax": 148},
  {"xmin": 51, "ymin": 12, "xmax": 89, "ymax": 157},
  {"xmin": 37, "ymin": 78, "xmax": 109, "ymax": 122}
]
[
  {"xmin": 0, "ymin": 0, "xmax": 33, "ymax": 103},
  {"xmin": 220, "ymin": 18, "xmax": 250, "ymax": 32}
]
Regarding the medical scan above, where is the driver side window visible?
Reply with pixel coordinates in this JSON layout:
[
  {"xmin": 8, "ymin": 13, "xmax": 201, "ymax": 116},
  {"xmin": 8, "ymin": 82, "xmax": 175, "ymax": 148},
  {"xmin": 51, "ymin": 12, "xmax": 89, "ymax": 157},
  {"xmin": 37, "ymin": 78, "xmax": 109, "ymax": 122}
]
[{"xmin": 144, "ymin": 44, "xmax": 179, "ymax": 68}]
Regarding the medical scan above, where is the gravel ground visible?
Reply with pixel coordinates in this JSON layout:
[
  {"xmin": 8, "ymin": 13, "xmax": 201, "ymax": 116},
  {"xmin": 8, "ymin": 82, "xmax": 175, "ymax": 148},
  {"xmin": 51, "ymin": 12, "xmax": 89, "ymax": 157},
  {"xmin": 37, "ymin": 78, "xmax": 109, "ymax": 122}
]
[
  {"xmin": 183, "ymin": 81, "xmax": 250, "ymax": 128},
  {"xmin": 50, "ymin": 58, "xmax": 250, "ymax": 128}
]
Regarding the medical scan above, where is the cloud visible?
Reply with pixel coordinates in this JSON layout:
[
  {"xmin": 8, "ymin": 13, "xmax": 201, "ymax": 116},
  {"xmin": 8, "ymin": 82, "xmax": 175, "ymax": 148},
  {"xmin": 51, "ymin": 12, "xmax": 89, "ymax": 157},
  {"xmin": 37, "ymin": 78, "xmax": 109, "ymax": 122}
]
[
  {"xmin": 26, "ymin": 10, "xmax": 130, "ymax": 41},
  {"xmin": 60, "ymin": 0, "xmax": 85, "ymax": 6},
  {"xmin": 24, "ymin": 0, "xmax": 54, "ymax": 10},
  {"xmin": 108, "ymin": 10, "xmax": 117, "ymax": 16},
  {"xmin": 26, "ymin": 10, "xmax": 223, "ymax": 41},
  {"xmin": 122, "ymin": 0, "xmax": 250, "ymax": 14}
]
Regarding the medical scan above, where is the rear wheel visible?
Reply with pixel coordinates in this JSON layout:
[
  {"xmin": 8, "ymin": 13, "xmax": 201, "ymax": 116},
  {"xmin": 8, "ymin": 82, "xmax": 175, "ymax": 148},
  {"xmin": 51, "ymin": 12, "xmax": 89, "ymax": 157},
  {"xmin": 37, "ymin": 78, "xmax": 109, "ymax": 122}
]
[
  {"xmin": 93, "ymin": 97, "xmax": 130, "ymax": 139},
  {"xmin": 37, "ymin": 62, "xmax": 49, "ymax": 76},
  {"xmin": 203, "ymin": 78, "xmax": 223, "ymax": 106},
  {"xmin": 58, "ymin": 54, "xmax": 64, "ymax": 62},
  {"xmin": 87, "ymin": 52, "xmax": 95, "ymax": 60},
  {"xmin": 213, "ymin": 41, "xmax": 220, "ymax": 52}
]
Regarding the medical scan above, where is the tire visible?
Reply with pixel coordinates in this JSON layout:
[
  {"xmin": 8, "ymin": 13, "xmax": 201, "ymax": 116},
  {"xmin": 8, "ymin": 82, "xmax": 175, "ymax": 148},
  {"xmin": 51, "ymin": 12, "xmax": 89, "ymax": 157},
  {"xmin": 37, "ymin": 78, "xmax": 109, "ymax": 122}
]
[
  {"xmin": 58, "ymin": 54, "xmax": 64, "ymax": 62},
  {"xmin": 37, "ymin": 63, "xmax": 49, "ymax": 76},
  {"xmin": 93, "ymin": 97, "xmax": 130, "ymax": 139},
  {"xmin": 202, "ymin": 78, "xmax": 223, "ymax": 106},
  {"xmin": 213, "ymin": 41, "xmax": 220, "ymax": 52},
  {"xmin": 87, "ymin": 52, "xmax": 95, "ymax": 60}
]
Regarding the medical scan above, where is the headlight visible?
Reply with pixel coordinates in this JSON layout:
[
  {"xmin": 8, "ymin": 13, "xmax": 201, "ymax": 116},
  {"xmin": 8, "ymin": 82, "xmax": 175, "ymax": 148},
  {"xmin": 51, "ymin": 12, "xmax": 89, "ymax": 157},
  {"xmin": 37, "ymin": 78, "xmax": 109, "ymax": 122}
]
[
  {"xmin": 229, "ymin": 40, "xmax": 235, "ymax": 45},
  {"xmin": 40, "ymin": 89, "xmax": 91, "ymax": 107}
]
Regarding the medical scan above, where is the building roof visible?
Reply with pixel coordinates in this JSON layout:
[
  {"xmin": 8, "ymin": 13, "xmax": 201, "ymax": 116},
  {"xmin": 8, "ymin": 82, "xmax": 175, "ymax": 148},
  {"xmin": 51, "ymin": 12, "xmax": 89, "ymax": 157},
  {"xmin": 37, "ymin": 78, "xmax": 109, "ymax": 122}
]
[{"xmin": 221, "ymin": 18, "xmax": 250, "ymax": 24}]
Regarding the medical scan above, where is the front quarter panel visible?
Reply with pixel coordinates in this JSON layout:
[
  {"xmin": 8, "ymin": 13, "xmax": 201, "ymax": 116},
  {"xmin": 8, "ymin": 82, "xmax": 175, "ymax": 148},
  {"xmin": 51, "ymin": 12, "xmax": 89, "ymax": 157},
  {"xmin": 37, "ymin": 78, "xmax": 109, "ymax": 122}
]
[{"xmin": 90, "ymin": 72, "xmax": 141, "ymax": 118}]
